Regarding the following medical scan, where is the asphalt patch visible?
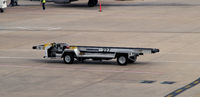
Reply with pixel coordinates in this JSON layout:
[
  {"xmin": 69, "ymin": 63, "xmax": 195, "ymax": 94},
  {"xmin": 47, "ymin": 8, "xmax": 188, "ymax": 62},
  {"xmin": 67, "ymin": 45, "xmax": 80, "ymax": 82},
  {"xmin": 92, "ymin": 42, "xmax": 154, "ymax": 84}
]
[
  {"xmin": 161, "ymin": 81, "xmax": 176, "ymax": 85},
  {"xmin": 140, "ymin": 80, "xmax": 156, "ymax": 84}
]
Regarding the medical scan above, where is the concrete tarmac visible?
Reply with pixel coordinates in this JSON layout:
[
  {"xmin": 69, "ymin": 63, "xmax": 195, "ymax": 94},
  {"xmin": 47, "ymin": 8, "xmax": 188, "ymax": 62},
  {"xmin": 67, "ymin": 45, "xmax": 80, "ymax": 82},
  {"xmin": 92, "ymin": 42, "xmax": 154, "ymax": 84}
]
[{"xmin": 0, "ymin": 0, "xmax": 200, "ymax": 97}]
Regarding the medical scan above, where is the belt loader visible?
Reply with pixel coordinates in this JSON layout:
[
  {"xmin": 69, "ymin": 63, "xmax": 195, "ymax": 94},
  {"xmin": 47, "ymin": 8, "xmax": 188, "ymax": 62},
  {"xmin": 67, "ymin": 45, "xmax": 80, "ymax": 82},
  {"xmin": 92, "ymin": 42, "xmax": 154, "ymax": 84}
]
[{"xmin": 33, "ymin": 43, "xmax": 159, "ymax": 66}]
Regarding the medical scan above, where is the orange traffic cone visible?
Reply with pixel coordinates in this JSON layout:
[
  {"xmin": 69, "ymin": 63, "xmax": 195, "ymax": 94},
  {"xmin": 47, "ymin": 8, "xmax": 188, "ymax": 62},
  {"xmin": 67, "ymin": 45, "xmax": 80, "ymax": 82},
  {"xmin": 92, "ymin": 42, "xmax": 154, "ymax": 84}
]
[{"xmin": 99, "ymin": 0, "xmax": 102, "ymax": 12}]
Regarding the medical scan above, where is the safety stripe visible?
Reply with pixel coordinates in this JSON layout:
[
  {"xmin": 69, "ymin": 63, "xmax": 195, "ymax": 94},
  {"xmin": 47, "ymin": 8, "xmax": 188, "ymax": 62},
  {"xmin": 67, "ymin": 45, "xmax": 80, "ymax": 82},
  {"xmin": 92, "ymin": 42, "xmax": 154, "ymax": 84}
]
[{"xmin": 165, "ymin": 77, "xmax": 200, "ymax": 97}]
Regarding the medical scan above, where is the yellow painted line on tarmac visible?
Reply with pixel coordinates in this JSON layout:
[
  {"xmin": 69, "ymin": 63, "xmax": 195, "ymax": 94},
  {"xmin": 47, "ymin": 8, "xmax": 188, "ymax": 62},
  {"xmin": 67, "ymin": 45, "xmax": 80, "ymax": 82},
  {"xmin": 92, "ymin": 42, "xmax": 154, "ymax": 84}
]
[
  {"xmin": 166, "ymin": 94, "xmax": 173, "ymax": 97},
  {"xmin": 194, "ymin": 81, "xmax": 199, "ymax": 84},
  {"xmin": 165, "ymin": 77, "xmax": 200, "ymax": 97},
  {"xmin": 184, "ymin": 85, "xmax": 192, "ymax": 89},
  {"xmin": 175, "ymin": 89, "xmax": 183, "ymax": 93}
]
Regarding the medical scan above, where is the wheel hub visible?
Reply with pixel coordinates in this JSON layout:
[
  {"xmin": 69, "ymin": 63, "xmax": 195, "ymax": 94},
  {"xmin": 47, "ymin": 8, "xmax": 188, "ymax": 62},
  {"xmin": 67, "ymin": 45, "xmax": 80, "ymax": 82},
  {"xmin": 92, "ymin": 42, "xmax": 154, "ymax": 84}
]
[
  {"xmin": 119, "ymin": 56, "xmax": 126, "ymax": 64},
  {"xmin": 65, "ymin": 55, "xmax": 71, "ymax": 63}
]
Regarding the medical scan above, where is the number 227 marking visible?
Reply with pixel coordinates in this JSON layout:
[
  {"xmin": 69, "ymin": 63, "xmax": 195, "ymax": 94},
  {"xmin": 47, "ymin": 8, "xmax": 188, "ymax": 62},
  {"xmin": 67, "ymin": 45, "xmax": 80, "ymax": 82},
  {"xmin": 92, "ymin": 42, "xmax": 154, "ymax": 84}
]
[{"xmin": 102, "ymin": 48, "xmax": 110, "ymax": 52}]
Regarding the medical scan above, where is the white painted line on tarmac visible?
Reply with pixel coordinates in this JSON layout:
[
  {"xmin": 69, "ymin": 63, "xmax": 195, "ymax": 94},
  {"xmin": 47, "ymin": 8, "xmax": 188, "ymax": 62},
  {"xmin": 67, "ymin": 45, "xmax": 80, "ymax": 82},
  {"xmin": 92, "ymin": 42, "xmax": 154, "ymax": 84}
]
[
  {"xmin": 15, "ymin": 26, "xmax": 62, "ymax": 31},
  {"xmin": 152, "ymin": 60, "xmax": 200, "ymax": 64},
  {"xmin": 0, "ymin": 64, "xmax": 162, "ymax": 74},
  {"xmin": 76, "ymin": 69, "xmax": 162, "ymax": 74},
  {"xmin": 0, "ymin": 56, "xmax": 38, "ymax": 59},
  {"xmin": 0, "ymin": 26, "xmax": 62, "ymax": 31},
  {"xmin": 0, "ymin": 49, "xmax": 34, "ymax": 51},
  {"xmin": 15, "ymin": 27, "xmax": 31, "ymax": 30},
  {"xmin": 47, "ymin": 27, "xmax": 62, "ymax": 30},
  {"xmin": 160, "ymin": 52, "xmax": 200, "ymax": 56}
]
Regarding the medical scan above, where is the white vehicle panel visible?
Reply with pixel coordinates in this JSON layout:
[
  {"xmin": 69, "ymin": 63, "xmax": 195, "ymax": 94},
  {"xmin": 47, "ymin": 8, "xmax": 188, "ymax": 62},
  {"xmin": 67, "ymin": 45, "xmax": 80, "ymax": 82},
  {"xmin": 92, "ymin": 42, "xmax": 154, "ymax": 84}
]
[{"xmin": 0, "ymin": 0, "xmax": 7, "ymax": 8}]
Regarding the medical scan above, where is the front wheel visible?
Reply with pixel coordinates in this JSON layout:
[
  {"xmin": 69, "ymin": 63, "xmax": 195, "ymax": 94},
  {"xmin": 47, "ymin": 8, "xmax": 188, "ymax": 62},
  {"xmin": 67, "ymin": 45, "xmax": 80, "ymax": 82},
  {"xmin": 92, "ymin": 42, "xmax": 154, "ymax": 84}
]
[
  {"xmin": 63, "ymin": 54, "xmax": 74, "ymax": 64},
  {"xmin": 117, "ymin": 55, "xmax": 128, "ymax": 66}
]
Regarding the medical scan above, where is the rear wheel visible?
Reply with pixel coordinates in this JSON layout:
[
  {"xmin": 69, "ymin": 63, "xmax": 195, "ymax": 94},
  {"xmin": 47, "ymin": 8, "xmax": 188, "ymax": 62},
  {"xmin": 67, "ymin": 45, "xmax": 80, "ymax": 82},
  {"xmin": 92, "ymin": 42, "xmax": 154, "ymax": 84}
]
[
  {"xmin": 77, "ymin": 58, "xmax": 85, "ymax": 63},
  {"xmin": 63, "ymin": 54, "xmax": 74, "ymax": 64},
  {"xmin": 117, "ymin": 55, "xmax": 128, "ymax": 66},
  {"xmin": 128, "ymin": 56, "xmax": 137, "ymax": 63}
]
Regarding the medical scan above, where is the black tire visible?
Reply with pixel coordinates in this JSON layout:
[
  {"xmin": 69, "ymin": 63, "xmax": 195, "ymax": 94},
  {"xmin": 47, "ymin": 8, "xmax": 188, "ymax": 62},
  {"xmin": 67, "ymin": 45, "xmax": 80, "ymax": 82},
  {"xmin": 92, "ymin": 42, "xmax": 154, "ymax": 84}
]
[
  {"xmin": 88, "ymin": 0, "xmax": 95, "ymax": 7},
  {"xmin": 117, "ymin": 55, "xmax": 128, "ymax": 66},
  {"xmin": 63, "ymin": 54, "xmax": 74, "ymax": 64},
  {"xmin": 77, "ymin": 57, "xmax": 85, "ymax": 63},
  {"xmin": 128, "ymin": 56, "xmax": 137, "ymax": 63},
  {"xmin": 94, "ymin": 0, "xmax": 98, "ymax": 6}
]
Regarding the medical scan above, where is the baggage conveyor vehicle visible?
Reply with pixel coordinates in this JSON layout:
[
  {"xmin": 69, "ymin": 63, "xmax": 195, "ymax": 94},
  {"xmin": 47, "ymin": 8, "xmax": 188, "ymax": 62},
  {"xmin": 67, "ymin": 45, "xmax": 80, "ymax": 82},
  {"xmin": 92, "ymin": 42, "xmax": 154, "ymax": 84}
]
[{"xmin": 33, "ymin": 43, "xmax": 159, "ymax": 65}]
